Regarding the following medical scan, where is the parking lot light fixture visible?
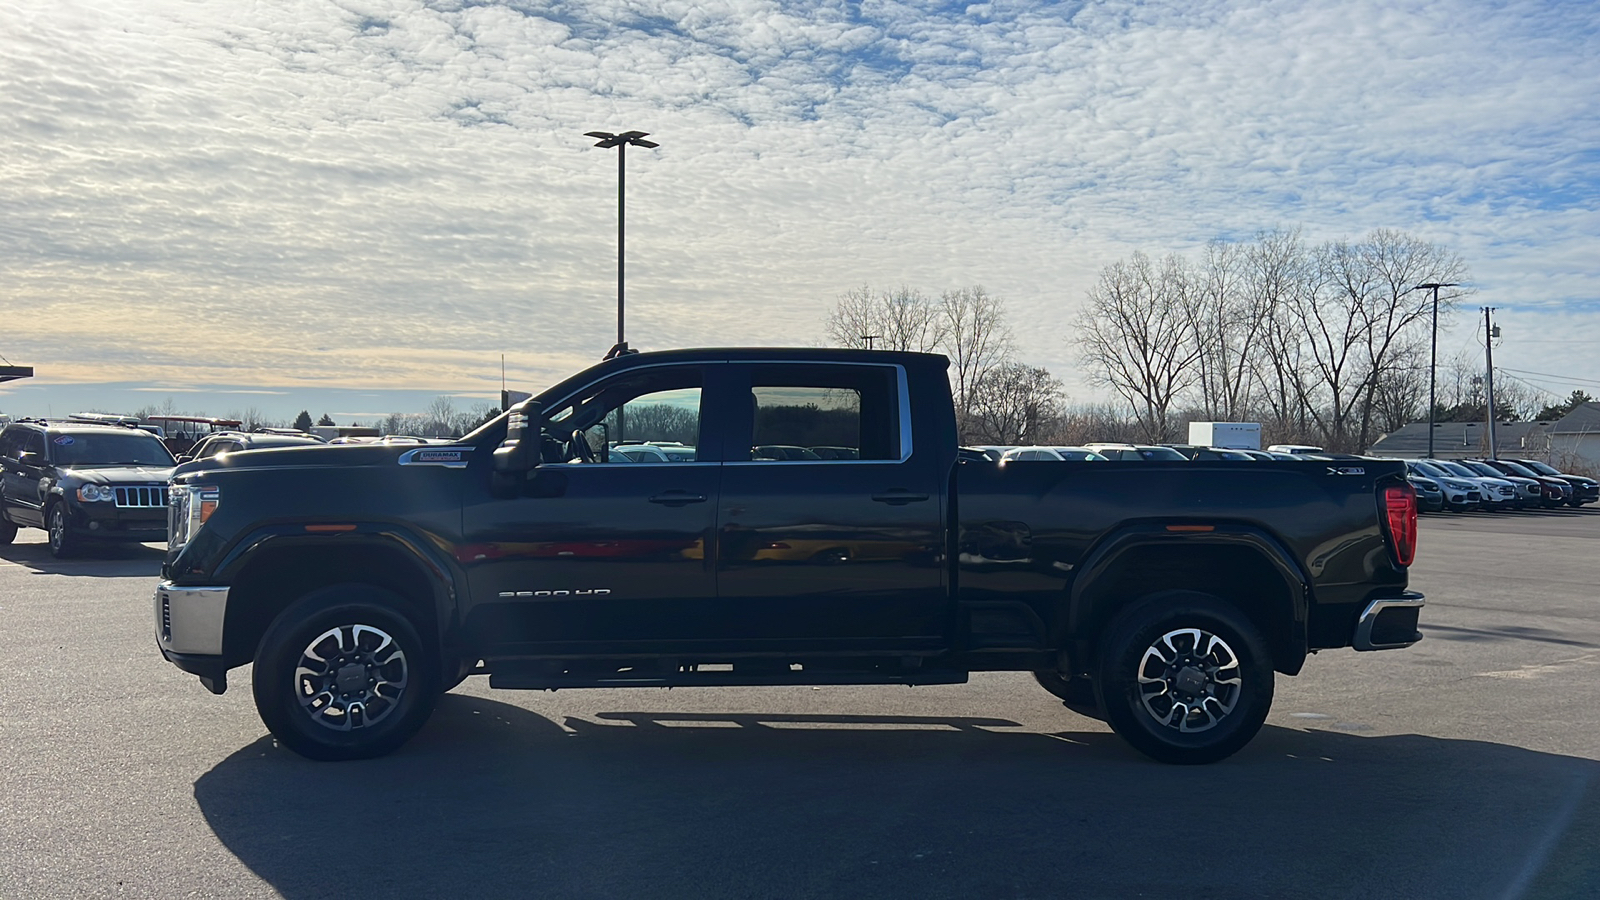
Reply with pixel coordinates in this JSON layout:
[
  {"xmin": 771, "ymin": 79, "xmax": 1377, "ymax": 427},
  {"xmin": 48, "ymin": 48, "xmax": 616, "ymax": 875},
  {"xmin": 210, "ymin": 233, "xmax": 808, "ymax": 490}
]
[
  {"xmin": 585, "ymin": 130, "xmax": 659, "ymax": 352},
  {"xmin": 1413, "ymin": 282, "xmax": 1460, "ymax": 459}
]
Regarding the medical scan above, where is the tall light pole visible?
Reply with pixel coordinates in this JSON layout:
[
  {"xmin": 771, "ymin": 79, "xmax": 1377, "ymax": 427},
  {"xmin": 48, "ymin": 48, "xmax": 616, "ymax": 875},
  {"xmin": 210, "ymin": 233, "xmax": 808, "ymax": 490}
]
[
  {"xmin": 584, "ymin": 130, "xmax": 659, "ymax": 355},
  {"xmin": 1483, "ymin": 307, "xmax": 1499, "ymax": 458},
  {"xmin": 1414, "ymin": 282, "xmax": 1459, "ymax": 458}
]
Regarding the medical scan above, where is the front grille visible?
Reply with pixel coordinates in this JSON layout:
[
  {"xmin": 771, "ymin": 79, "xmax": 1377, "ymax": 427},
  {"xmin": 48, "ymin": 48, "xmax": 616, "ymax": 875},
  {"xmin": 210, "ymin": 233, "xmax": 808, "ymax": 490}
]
[{"xmin": 115, "ymin": 485, "xmax": 169, "ymax": 508}]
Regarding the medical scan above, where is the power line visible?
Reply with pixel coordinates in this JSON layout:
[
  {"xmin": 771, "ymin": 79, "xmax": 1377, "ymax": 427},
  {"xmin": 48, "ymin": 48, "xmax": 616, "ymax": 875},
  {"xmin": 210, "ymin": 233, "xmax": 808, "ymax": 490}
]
[{"xmin": 1497, "ymin": 367, "xmax": 1600, "ymax": 388}]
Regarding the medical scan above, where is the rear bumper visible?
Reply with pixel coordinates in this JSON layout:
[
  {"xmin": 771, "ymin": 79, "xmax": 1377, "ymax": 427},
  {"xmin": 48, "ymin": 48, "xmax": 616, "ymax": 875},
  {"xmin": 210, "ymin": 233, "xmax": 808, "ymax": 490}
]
[{"xmin": 1353, "ymin": 592, "xmax": 1425, "ymax": 651}]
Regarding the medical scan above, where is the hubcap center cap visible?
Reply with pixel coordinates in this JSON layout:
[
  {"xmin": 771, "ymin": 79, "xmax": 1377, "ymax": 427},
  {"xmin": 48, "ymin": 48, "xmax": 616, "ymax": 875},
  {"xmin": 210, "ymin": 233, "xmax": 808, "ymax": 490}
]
[
  {"xmin": 335, "ymin": 663, "xmax": 368, "ymax": 694},
  {"xmin": 1174, "ymin": 666, "xmax": 1208, "ymax": 695}
]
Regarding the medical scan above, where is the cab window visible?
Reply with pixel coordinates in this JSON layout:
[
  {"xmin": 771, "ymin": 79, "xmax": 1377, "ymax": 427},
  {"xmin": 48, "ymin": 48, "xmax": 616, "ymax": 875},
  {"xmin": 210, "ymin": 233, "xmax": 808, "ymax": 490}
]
[
  {"xmin": 745, "ymin": 364, "xmax": 901, "ymax": 461},
  {"xmin": 542, "ymin": 367, "xmax": 702, "ymax": 464}
]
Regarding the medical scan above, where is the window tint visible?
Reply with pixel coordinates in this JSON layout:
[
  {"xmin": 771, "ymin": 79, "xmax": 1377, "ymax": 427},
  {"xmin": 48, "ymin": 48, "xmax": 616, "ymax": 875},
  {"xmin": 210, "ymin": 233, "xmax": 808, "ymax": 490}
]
[{"xmin": 747, "ymin": 365, "xmax": 900, "ymax": 461}]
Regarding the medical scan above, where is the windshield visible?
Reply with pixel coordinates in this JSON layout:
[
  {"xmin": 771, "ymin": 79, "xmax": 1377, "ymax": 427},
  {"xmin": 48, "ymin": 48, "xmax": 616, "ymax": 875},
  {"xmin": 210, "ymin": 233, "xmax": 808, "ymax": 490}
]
[
  {"xmin": 1410, "ymin": 461, "xmax": 1451, "ymax": 480},
  {"xmin": 1434, "ymin": 461, "xmax": 1481, "ymax": 478},
  {"xmin": 1135, "ymin": 446, "xmax": 1189, "ymax": 461},
  {"xmin": 1496, "ymin": 460, "xmax": 1540, "ymax": 478},
  {"xmin": 1461, "ymin": 462, "xmax": 1503, "ymax": 477},
  {"xmin": 50, "ymin": 432, "xmax": 176, "ymax": 467},
  {"xmin": 1521, "ymin": 459, "xmax": 1561, "ymax": 476}
]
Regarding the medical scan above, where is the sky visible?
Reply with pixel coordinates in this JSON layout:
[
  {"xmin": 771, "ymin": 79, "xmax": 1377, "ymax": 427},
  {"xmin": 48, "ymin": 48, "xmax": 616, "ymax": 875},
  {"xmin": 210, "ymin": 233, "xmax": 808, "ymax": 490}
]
[{"xmin": 2, "ymin": 0, "xmax": 1598, "ymax": 424}]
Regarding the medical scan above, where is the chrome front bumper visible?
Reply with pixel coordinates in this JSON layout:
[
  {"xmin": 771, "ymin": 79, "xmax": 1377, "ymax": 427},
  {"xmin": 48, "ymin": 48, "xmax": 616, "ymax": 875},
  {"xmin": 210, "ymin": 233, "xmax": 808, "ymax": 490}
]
[
  {"xmin": 1352, "ymin": 592, "xmax": 1425, "ymax": 651},
  {"xmin": 154, "ymin": 581, "xmax": 229, "ymax": 657}
]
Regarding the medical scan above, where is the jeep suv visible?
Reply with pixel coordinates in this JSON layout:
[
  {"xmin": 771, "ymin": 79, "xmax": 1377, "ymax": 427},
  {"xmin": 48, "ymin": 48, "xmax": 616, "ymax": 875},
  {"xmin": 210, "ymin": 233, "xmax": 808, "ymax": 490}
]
[{"xmin": 0, "ymin": 421, "xmax": 176, "ymax": 556}]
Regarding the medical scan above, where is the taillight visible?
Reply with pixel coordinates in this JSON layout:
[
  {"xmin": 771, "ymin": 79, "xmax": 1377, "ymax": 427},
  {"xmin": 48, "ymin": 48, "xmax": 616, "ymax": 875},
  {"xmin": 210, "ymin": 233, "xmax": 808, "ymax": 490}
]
[{"xmin": 1382, "ymin": 483, "xmax": 1417, "ymax": 566}]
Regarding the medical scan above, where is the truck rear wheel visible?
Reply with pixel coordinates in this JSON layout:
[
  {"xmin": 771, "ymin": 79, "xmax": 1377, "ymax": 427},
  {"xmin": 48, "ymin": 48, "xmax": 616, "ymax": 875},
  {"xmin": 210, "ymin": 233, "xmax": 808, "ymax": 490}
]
[
  {"xmin": 1031, "ymin": 671, "xmax": 1104, "ymax": 721},
  {"xmin": 252, "ymin": 585, "xmax": 438, "ymax": 761},
  {"xmin": 1094, "ymin": 591, "xmax": 1273, "ymax": 765},
  {"xmin": 0, "ymin": 515, "xmax": 16, "ymax": 545}
]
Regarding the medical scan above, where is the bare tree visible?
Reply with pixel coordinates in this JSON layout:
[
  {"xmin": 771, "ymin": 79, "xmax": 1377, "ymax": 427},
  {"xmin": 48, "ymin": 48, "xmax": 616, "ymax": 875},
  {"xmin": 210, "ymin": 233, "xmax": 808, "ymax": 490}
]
[
  {"xmin": 938, "ymin": 285, "xmax": 1013, "ymax": 426},
  {"xmin": 824, "ymin": 285, "xmax": 942, "ymax": 352},
  {"xmin": 1075, "ymin": 253, "xmax": 1203, "ymax": 442},
  {"xmin": 1349, "ymin": 229, "xmax": 1469, "ymax": 448},
  {"xmin": 1184, "ymin": 240, "xmax": 1271, "ymax": 422},
  {"xmin": 963, "ymin": 363, "xmax": 1064, "ymax": 445},
  {"xmin": 1243, "ymin": 229, "xmax": 1317, "ymax": 443}
]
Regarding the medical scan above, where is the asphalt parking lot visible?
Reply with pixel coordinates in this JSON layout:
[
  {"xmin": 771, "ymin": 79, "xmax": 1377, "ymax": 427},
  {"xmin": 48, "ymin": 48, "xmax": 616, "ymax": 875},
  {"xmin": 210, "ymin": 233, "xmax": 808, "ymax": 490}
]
[{"xmin": 2, "ymin": 508, "xmax": 1597, "ymax": 900}]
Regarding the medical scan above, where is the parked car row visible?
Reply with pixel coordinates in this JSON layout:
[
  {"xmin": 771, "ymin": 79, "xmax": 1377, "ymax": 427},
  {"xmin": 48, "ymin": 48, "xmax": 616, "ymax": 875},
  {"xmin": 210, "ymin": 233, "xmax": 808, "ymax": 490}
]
[
  {"xmin": 1404, "ymin": 458, "xmax": 1597, "ymax": 512},
  {"xmin": 960, "ymin": 443, "xmax": 1597, "ymax": 517}
]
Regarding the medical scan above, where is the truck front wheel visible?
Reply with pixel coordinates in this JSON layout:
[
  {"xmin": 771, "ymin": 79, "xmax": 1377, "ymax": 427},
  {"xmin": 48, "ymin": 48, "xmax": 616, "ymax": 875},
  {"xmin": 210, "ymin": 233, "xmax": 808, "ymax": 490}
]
[
  {"xmin": 252, "ymin": 585, "xmax": 438, "ymax": 761},
  {"xmin": 1094, "ymin": 591, "xmax": 1274, "ymax": 765}
]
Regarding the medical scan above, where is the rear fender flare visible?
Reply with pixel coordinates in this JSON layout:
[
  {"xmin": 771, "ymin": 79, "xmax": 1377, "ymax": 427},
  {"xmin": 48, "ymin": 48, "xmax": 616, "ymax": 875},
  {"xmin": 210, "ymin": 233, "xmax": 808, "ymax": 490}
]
[{"xmin": 1066, "ymin": 522, "xmax": 1311, "ymax": 674}]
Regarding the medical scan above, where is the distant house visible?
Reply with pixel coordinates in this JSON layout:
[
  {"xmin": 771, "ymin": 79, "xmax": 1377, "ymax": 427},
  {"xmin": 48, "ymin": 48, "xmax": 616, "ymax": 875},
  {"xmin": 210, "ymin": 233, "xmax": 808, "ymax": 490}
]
[
  {"xmin": 1367, "ymin": 420, "xmax": 1556, "ymax": 460},
  {"xmin": 1549, "ymin": 402, "xmax": 1600, "ymax": 471}
]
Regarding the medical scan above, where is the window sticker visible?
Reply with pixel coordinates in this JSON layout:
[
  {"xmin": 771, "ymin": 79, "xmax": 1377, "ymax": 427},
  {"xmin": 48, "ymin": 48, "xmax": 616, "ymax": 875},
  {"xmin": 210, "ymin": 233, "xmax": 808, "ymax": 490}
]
[{"xmin": 53, "ymin": 436, "xmax": 75, "ymax": 446}]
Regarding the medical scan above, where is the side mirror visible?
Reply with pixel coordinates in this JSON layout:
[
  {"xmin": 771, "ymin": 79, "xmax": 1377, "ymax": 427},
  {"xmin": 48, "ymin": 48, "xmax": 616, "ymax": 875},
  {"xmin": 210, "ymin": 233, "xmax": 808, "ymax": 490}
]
[
  {"xmin": 18, "ymin": 451, "xmax": 45, "ymax": 467},
  {"xmin": 492, "ymin": 399, "xmax": 542, "ymax": 481}
]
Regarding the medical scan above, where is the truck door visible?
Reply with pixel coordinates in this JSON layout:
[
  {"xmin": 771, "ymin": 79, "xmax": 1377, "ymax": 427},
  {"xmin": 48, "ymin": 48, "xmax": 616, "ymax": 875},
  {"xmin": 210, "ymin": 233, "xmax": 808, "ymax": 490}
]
[
  {"xmin": 715, "ymin": 362, "xmax": 947, "ymax": 646},
  {"xmin": 459, "ymin": 363, "xmax": 728, "ymax": 649}
]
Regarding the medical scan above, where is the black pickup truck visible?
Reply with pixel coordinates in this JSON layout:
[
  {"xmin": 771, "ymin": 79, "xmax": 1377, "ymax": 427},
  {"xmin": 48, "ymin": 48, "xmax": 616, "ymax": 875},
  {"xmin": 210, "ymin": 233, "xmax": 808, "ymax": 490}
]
[{"xmin": 155, "ymin": 348, "xmax": 1424, "ymax": 764}]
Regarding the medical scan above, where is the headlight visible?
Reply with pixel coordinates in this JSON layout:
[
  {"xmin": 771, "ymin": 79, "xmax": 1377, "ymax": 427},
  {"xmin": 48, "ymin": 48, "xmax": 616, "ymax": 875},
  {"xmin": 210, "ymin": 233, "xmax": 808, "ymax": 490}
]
[
  {"xmin": 76, "ymin": 484, "xmax": 115, "ymax": 502},
  {"xmin": 168, "ymin": 484, "xmax": 219, "ymax": 550}
]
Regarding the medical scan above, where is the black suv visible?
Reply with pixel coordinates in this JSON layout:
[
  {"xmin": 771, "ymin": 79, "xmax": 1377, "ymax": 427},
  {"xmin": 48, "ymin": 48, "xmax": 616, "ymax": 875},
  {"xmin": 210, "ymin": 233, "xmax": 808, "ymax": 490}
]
[{"xmin": 0, "ymin": 421, "xmax": 176, "ymax": 556}]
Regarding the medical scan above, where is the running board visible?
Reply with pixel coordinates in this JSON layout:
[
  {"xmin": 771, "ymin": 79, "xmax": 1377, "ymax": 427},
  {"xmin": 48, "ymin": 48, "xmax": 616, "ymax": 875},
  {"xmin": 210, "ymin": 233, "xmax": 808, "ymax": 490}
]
[{"xmin": 487, "ymin": 665, "xmax": 968, "ymax": 691}]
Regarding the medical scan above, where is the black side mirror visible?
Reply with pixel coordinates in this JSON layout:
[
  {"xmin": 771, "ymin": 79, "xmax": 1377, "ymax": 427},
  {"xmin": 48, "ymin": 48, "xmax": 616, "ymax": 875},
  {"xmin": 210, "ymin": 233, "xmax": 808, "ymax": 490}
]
[{"xmin": 492, "ymin": 400, "xmax": 541, "ymax": 492}]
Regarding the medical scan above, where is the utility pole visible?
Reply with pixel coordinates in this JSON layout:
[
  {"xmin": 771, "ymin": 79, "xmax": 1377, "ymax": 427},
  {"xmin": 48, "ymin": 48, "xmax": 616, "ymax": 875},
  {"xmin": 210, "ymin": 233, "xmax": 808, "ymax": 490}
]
[
  {"xmin": 1483, "ymin": 307, "xmax": 1498, "ymax": 458},
  {"xmin": 860, "ymin": 334, "xmax": 880, "ymax": 350}
]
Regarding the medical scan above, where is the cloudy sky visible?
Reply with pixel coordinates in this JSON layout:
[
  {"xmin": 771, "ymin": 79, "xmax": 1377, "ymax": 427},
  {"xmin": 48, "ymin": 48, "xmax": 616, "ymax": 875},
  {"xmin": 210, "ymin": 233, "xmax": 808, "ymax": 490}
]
[{"xmin": 2, "ymin": 0, "xmax": 1598, "ymax": 423}]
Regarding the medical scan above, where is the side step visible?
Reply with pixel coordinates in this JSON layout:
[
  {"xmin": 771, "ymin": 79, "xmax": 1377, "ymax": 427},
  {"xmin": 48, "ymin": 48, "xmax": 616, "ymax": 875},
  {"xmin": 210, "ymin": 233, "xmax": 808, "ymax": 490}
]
[{"xmin": 486, "ymin": 659, "xmax": 968, "ymax": 691}]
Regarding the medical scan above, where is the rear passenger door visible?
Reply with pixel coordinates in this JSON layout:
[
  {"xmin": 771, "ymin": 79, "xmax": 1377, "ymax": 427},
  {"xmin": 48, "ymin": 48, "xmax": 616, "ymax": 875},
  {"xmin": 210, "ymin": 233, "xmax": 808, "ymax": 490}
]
[{"xmin": 715, "ymin": 362, "xmax": 947, "ymax": 647}]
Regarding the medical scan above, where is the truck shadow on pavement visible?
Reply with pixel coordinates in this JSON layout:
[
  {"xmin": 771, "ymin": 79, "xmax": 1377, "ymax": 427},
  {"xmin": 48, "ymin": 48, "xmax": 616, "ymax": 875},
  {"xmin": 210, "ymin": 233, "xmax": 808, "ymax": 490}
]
[
  {"xmin": 193, "ymin": 692, "xmax": 1599, "ymax": 900},
  {"xmin": 0, "ymin": 539, "xmax": 164, "ymax": 577}
]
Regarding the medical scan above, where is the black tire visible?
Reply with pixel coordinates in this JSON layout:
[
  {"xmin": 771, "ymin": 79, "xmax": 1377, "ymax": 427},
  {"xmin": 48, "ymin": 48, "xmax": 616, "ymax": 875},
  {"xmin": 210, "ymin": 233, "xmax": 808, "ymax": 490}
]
[
  {"xmin": 47, "ymin": 503, "xmax": 78, "ymax": 558},
  {"xmin": 1094, "ymin": 591, "xmax": 1274, "ymax": 765},
  {"xmin": 0, "ymin": 514, "xmax": 16, "ymax": 545},
  {"xmin": 252, "ymin": 585, "xmax": 438, "ymax": 761},
  {"xmin": 1032, "ymin": 670, "xmax": 1105, "ymax": 721}
]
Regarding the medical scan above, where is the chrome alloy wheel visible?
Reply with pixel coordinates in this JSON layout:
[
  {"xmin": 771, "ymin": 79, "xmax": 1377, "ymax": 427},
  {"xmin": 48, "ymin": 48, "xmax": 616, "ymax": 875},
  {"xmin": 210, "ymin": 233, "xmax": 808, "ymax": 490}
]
[
  {"xmin": 293, "ymin": 624, "xmax": 409, "ymax": 731},
  {"xmin": 1135, "ymin": 627, "xmax": 1242, "ymax": 733}
]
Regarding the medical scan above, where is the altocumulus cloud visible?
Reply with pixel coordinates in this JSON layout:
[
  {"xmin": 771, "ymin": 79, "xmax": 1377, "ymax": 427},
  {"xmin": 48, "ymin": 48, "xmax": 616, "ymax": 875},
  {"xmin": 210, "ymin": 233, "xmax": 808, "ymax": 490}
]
[{"xmin": 2, "ymin": 0, "xmax": 1597, "ymax": 412}]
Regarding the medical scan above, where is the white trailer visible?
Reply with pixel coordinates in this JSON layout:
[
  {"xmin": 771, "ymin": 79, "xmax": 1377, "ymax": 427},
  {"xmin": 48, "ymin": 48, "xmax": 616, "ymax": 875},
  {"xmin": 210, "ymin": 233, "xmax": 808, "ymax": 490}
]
[{"xmin": 1188, "ymin": 422, "xmax": 1262, "ymax": 450}]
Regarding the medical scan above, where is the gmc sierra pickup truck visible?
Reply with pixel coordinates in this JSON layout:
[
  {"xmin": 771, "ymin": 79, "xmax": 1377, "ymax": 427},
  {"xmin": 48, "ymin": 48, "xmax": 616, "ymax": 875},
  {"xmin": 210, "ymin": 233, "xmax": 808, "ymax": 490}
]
[{"xmin": 155, "ymin": 348, "xmax": 1424, "ymax": 764}]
